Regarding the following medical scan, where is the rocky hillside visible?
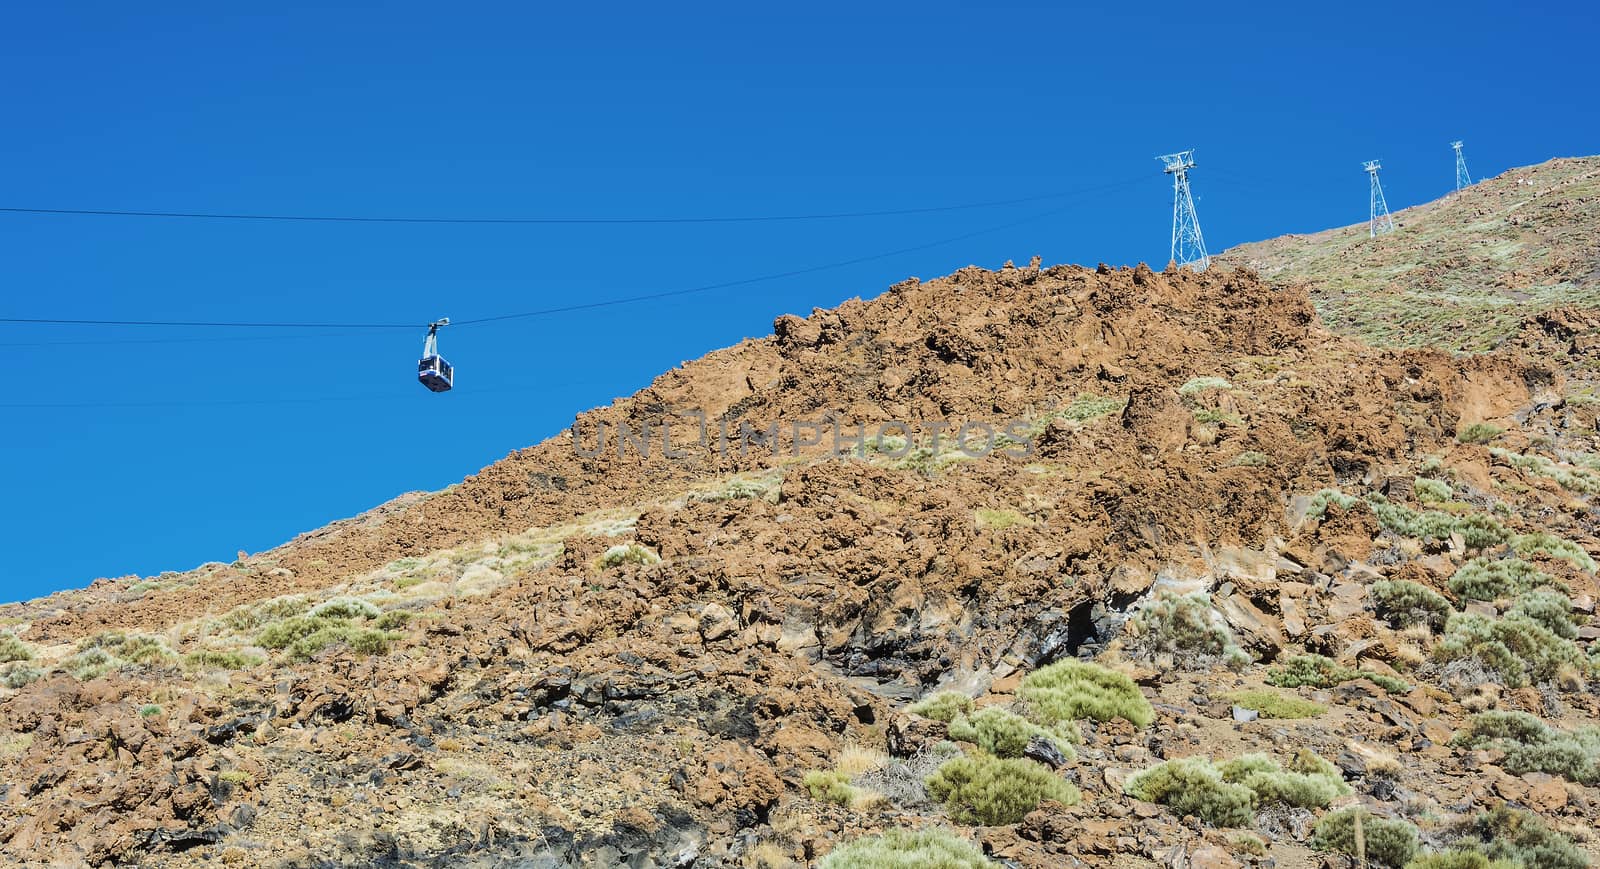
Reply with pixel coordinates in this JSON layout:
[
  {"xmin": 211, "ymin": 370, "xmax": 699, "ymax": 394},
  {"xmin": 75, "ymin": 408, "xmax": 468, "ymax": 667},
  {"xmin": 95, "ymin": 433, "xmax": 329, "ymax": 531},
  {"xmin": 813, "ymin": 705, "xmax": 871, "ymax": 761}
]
[
  {"xmin": 1216, "ymin": 155, "xmax": 1600, "ymax": 353},
  {"xmin": 2, "ymin": 162, "xmax": 1600, "ymax": 869}
]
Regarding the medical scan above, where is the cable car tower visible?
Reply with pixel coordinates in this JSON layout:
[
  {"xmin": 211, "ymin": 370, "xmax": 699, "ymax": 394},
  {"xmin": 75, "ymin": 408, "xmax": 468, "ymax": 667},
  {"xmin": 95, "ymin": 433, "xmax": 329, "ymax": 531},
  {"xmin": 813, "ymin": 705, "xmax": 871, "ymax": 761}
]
[
  {"xmin": 1157, "ymin": 150, "xmax": 1209, "ymax": 271},
  {"xmin": 1451, "ymin": 140, "xmax": 1472, "ymax": 191},
  {"xmin": 417, "ymin": 318, "xmax": 454, "ymax": 392},
  {"xmin": 1363, "ymin": 160, "xmax": 1395, "ymax": 237}
]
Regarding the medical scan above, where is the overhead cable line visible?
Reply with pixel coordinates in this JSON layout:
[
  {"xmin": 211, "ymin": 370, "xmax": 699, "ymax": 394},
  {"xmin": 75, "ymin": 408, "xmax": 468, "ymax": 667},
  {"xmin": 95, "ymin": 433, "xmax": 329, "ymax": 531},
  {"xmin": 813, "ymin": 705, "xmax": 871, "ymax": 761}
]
[
  {"xmin": 0, "ymin": 181, "xmax": 1128, "ymax": 226},
  {"xmin": 1, "ymin": 173, "xmax": 1147, "ymax": 340}
]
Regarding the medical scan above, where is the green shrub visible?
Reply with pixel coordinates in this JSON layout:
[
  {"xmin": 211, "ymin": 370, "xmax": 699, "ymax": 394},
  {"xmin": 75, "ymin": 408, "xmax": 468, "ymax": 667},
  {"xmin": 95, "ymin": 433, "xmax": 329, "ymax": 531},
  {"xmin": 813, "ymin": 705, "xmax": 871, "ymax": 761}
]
[
  {"xmin": 65, "ymin": 648, "xmax": 117, "ymax": 681},
  {"xmin": 925, "ymin": 754, "xmax": 1079, "ymax": 825},
  {"xmin": 1435, "ymin": 612, "xmax": 1584, "ymax": 688},
  {"xmin": 1370, "ymin": 580, "xmax": 1454, "ymax": 631},
  {"xmin": 1453, "ymin": 711, "xmax": 1599, "ymax": 784},
  {"xmin": 1454, "ymin": 514, "xmax": 1514, "ymax": 550},
  {"xmin": 1309, "ymin": 491, "xmax": 1508, "ymax": 548},
  {"xmin": 818, "ymin": 827, "xmax": 993, "ymax": 869},
  {"xmin": 1449, "ymin": 558, "xmax": 1554, "ymax": 601},
  {"xmin": 138, "ymin": 704, "xmax": 162, "ymax": 718},
  {"xmin": 1308, "ymin": 489, "xmax": 1362, "ymax": 517},
  {"xmin": 1490, "ymin": 448, "xmax": 1600, "ymax": 496},
  {"xmin": 803, "ymin": 769, "xmax": 857, "ymax": 806},
  {"xmin": 1471, "ymin": 806, "xmax": 1588, "ymax": 869},
  {"xmin": 947, "ymin": 707, "xmax": 1076, "ymax": 761},
  {"xmin": 1124, "ymin": 756, "xmax": 1256, "ymax": 827},
  {"xmin": 1219, "ymin": 750, "xmax": 1351, "ymax": 809},
  {"xmin": 1507, "ymin": 591, "xmax": 1580, "ymax": 639},
  {"xmin": 1178, "ymin": 376, "xmax": 1233, "ymax": 395},
  {"xmin": 1127, "ymin": 752, "xmax": 1347, "ymax": 826},
  {"xmin": 598, "ymin": 543, "xmax": 661, "ymax": 567},
  {"xmin": 185, "ymin": 649, "xmax": 265, "ymax": 670},
  {"xmin": 1230, "ymin": 451, "xmax": 1270, "ymax": 467},
  {"xmin": 1, "ymin": 662, "xmax": 43, "ymax": 688},
  {"xmin": 1457, "ymin": 422, "xmax": 1504, "ymax": 445},
  {"xmin": 1267, "ymin": 654, "xmax": 1410, "ymax": 693},
  {"xmin": 257, "ymin": 616, "xmax": 330, "ymax": 649},
  {"xmin": 1312, "ymin": 809, "xmax": 1421, "ymax": 868},
  {"xmin": 1404, "ymin": 852, "xmax": 1519, "ymax": 869},
  {"xmin": 909, "ymin": 691, "xmax": 974, "ymax": 723},
  {"xmin": 374, "ymin": 610, "xmax": 414, "ymax": 631},
  {"xmin": 0, "ymin": 633, "xmax": 33, "ymax": 663},
  {"xmin": 1511, "ymin": 533, "xmax": 1597, "ymax": 572},
  {"xmin": 1126, "ymin": 593, "xmax": 1249, "ymax": 670},
  {"xmin": 1058, "ymin": 393, "xmax": 1127, "ymax": 422},
  {"xmin": 77, "ymin": 631, "xmax": 174, "ymax": 665},
  {"xmin": 308, "ymin": 597, "xmax": 382, "ymax": 620},
  {"xmin": 1220, "ymin": 689, "xmax": 1326, "ymax": 719},
  {"xmin": 1019, "ymin": 660, "xmax": 1154, "ymax": 728},
  {"xmin": 219, "ymin": 595, "xmax": 311, "ymax": 632},
  {"xmin": 285, "ymin": 624, "xmax": 396, "ymax": 661},
  {"xmin": 1415, "ymin": 477, "xmax": 1453, "ymax": 504}
]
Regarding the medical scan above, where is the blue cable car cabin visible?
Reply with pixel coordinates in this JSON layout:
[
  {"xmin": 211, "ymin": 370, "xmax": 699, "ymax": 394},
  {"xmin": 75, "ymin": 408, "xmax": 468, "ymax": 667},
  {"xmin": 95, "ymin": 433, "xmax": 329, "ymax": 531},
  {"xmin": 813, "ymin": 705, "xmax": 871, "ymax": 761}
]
[
  {"xmin": 417, "ymin": 318, "xmax": 453, "ymax": 392},
  {"xmin": 418, "ymin": 354, "xmax": 453, "ymax": 392}
]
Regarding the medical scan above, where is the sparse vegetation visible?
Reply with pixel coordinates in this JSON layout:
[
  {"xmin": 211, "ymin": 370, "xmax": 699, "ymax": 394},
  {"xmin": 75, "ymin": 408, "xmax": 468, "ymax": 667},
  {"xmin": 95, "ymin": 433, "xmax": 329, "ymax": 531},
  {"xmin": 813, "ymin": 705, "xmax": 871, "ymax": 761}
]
[
  {"xmin": 1018, "ymin": 660, "xmax": 1154, "ymax": 728},
  {"xmin": 1126, "ymin": 751, "xmax": 1349, "ymax": 826},
  {"xmin": 1511, "ymin": 532, "xmax": 1597, "ymax": 572},
  {"xmin": 947, "ymin": 706, "xmax": 1075, "ymax": 760},
  {"xmin": 803, "ymin": 769, "xmax": 857, "ymax": 806},
  {"xmin": 308, "ymin": 597, "xmax": 383, "ymax": 620},
  {"xmin": 1490, "ymin": 448, "xmax": 1600, "ymax": 495},
  {"xmin": 185, "ymin": 649, "xmax": 265, "ymax": 670},
  {"xmin": 1311, "ymin": 809, "xmax": 1421, "ymax": 868},
  {"xmin": 1404, "ymin": 852, "xmax": 1519, "ymax": 869},
  {"xmin": 1457, "ymin": 422, "xmax": 1504, "ymax": 445},
  {"xmin": 818, "ymin": 827, "xmax": 993, "ymax": 869},
  {"xmin": 285, "ymin": 624, "xmax": 396, "ymax": 661},
  {"xmin": 1056, "ymin": 393, "xmax": 1126, "ymax": 422},
  {"xmin": 0, "ymin": 632, "xmax": 33, "ymax": 663},
  {"xmin": 374, "ymin": 610, "xmax": 414, "ymax": 630},
  {"xmin": 1178, "ymin": 376, "xmax": 1233, "ymax": 395},
  {"xmin": 1450, "ymin": 806, "xmax": 1589, "ymax": 869},
  {"xmin": 1219, "ymin": 750, "xmax": 1352, "ymax": 809},
  {"xmin": 1307, "ymin": 489, "xmax": 1508, "ymax": 548},
  {"xmin": 974, "ymin": 508, "xmax": 1032, "ymax": 531},
  {"xmin": 1448, "ymin": 558, "xmax": 1555, "ymax": 601},
  {"xmin": 1434, "ymin": 611, "xmax": 1585, "ymax": 689},
  {"xmin": 1415, "ymin": 477, "xmax": 1453, "ymax": 503},
  {"xmin": 65, "ymin": 648, "xmax": 117, "ymax": 681},
  {"xmin": 924, "ymin": 753, "xmax": 1079, "ymax": 825},
  {"xmin": 1506, "ymin": 590, "xmax": 1580, "ymax": 639},
  {"xmin": 1123, "ymin": 756, "xmax": 1255, "ymax": 827},
  {"xmin": 1370, "ymin": 579, "xmax": 1453, "ymax": 631},
  {"xmin": 1267, "ymin": 653, "xmax": 1410, "ymax": 693},
  {"xmin": 1230, "ymin": 450, "xmax": 1270, "ymax": 467},
  {"xmin": 2, "ymin": 663, "xmax": 43, "ymax": 688},
  {"xmin": 218, "ymin": 595, "xmax": 311, "ymax": 633},
  {"xmin": 1453, "ymin": 711, "xmax": 1599, "ymax": 784},
  {"xmin": 1221, "ymin": 689, "xmax": 1326, "ymax": 719},
  {"xmin": 78, "ymin": 632, "xmax": 174, "ymax": 666},
  {"xmin": 598, "ymin": 543, "xmax": 661, "ymax": 568},
  {"xmin": 908, "ymin": 691, "xmax": 974, "ymax": 723},
  {"xmin": 1124, "ymin": 593, "xmax": 1250, "ymax": 670}
]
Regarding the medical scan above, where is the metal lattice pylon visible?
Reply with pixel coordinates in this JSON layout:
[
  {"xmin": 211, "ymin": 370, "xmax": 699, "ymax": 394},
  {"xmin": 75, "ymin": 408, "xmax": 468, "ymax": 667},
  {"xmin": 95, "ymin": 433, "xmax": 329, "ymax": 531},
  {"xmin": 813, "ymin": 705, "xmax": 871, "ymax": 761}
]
[
  {"xmin": 1451, "ymin": 140, "xmax": 1472, "ymax": 191},
  {"xmin": 1157, "ymin": 150, "xmax": 1209, "ymax": 270},
  {"xmin": 1363, "ymin": 159, "xmax": 1395, "ymax": 237}
]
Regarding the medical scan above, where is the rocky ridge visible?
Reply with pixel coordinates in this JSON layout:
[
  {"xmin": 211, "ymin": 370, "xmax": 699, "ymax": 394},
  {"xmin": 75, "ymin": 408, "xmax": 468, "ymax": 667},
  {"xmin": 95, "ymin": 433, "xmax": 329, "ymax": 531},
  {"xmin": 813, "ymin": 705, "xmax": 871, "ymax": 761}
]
[{"xmin": 1, "ymin": 161, "xmax": 1598, "ymax": 868}]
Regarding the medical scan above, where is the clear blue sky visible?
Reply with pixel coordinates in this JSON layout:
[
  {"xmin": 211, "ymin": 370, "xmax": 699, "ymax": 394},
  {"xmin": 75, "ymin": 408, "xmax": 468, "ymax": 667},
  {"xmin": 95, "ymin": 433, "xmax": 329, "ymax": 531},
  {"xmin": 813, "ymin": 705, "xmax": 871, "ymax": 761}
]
[{"xmin": 2, "ymin": 2, "xmax": 1595, "ymax": 601}]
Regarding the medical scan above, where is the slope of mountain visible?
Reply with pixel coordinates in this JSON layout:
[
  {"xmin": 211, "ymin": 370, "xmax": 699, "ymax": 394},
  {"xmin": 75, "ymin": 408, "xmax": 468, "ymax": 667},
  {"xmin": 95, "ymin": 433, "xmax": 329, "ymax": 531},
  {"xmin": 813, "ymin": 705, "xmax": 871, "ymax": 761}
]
[
  {"xmin": 1216, "ymin": 155, "xmax": 1600, "ymax": 352},
  {"xmin": 2, "ymin": 161, "xmax": 1599, "ymax": 869}
]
